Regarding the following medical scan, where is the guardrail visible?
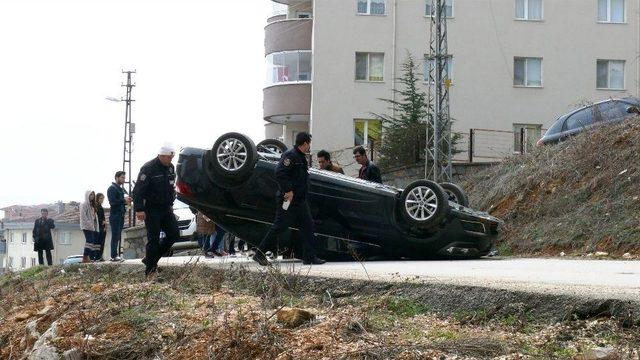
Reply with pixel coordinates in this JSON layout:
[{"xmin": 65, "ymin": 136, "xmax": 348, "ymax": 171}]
[{"xmin": 454, "ymin": 127, "xmax": 545, "ymax": 163}]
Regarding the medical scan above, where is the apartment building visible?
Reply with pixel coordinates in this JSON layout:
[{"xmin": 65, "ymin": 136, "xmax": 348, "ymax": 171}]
[
  {"xmin": 264, "ymin": 0, "xmax": 640, "ymax": 166},
  {"xmin": 1, "ymin": 204, "xmax": 111, "ymax": 270}
]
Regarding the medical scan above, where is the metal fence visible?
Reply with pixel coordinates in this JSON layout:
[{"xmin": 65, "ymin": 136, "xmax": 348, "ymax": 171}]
[{"xmin": 453, "ymin": 127, "xmax": 545, "ymax": 163}]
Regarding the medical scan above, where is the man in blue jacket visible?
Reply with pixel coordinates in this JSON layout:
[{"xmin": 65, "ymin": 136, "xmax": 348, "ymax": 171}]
[{"xmin": 107, "ymin": 171, "xmax": 131, "ymax": 261}]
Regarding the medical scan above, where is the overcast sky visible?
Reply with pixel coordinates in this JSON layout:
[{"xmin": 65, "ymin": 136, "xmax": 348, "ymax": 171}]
[{"xmin": 0, "ymin": 0, "xmax": 273, "ymax": 209}]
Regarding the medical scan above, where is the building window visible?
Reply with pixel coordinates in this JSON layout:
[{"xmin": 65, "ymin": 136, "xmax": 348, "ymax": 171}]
[
  {"xmin": 354, "ymin": 119, "xmax": 382, "ymax": 151},
  {"xmin": 597, "ymin": 60, "xmax": 625, "ymax": 89},
  {"xmin": 296, "ymin": 11, "xmax": 312, "ymax": 19},
  {"xmin": 513, "ymin": 124, "xmax": 542, "ymax": 153},
  {"xmin": 425, "ymin": 0, "xmax": 453, "ymax": 18},
  {"xmin": 21, "ymin": 257, "xmax": 26, "ymax": 269},
  {"xmin": 514, "ymin": 57, "xmax": 542, "ymax": 87},
  {"xmin": 515, "ymin": 0, "xmax": 542, "ymax": 20},
  {"xmin": 598, "ymin": 0, "xmax": 625, "ymax": 23},
  {"xmin": 8, "ymin": 257, "xmax": 14, "ymax": 269},
  {"xmin": 31, "ymin": 258, "xmax": 37, "ymax": 267},
  {"xmin": 357, "ymin": 0, "xmax": 386, "ymax": 15},
  {"xmin": 424, "ymin": 55, "xmax": 453, "ymax": 83},
  {"xmin": 355, "ymin": 52, "xmax": 384, "ymax": 82},
  {"xmin": 10, "ymin": 232, "xmax": 14, "ymax": 243},
  {"xmin": 266, "ymin": 51, "xmax": 312, "ymax": 86},
  {"xmin": 59, "ymin": 232, "xmax": 71, "ymax": 245},
  {"xmin": 21, "ymin": 233, "xmax": 27, "ymax": 245}
]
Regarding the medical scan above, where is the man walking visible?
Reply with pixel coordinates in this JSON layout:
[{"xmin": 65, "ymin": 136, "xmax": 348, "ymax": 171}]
[
  {"xmin": 133, "ymin": 144, "xmax": 180, "ymax": 277},
  {"xmin": 353, "ymin": 146, "xmax": 382, "ymax": 184},
  {"xmin": 107, "ymin": 171, "xmax": 131, "ymax": 262},
  {"xmin": 317, "ymin": 150, "xmax": 344, "ymax": 174},
  {"xmin": 253, "ymin": 132, "xmax": 325, "ymax": 266},
  {"xmin": 32, "ymin": 209, "xmax": 55, "ymax": 266}
]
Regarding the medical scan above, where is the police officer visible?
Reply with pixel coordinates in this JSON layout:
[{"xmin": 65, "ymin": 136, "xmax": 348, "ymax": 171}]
[
  {"xmin": 253, "ymin": 132, "xmax": 326, "ymax": 266},
  {"xmin": 132, "ymin": 144, "xmax": 180, "ymax": 276}
]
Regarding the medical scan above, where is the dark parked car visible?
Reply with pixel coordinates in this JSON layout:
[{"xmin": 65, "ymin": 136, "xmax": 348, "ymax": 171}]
[
  {"xmin": 538, "ymin": 97, "xmax": 640, "ymax": 145},
  {"xmin": 175, "ymin": 133, "xmax": 502, "ymax": 260}
]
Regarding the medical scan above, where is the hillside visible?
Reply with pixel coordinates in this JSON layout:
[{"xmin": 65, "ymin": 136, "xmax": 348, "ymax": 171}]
[{"xmin": 462, "ymin": 119, "xmax": 640, "ymax": 257}]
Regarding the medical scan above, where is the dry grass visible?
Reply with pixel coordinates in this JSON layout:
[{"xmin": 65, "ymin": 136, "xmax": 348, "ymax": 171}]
[{"xmin": 463, "ymin": 119, "xmax": 640, "ymax": 257}]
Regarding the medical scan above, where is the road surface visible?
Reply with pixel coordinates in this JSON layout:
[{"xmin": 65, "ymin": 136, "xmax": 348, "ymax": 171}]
[{"xmin": 125, "ymin": 256, "xmax": 640, "ymax": 301}]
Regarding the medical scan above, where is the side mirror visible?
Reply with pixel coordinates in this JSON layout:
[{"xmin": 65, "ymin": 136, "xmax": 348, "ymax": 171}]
[{"xmin": 626, "ymin": 106, "xmax": 640, "ymax": 114}]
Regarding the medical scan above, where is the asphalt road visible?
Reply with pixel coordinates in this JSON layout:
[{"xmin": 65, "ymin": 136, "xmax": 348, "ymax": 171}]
[{"xmin": 126, "ymin": 256, "xmax": 640, "ymax": 301}]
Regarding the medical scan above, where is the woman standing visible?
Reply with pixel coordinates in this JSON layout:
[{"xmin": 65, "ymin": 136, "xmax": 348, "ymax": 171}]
[
  {"xmin": 95, "ymin": 193, "xmax": 107, "ymax": 261},
  {"xmin": 80, "ymin": 190, "xmax": 99, "ymax": 262}
]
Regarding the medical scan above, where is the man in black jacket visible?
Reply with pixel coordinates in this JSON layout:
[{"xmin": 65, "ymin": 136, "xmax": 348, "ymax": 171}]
[
  {"xmin": 253, "ymin": 132, "xmax": 325, "ymax": 266},
  {"xmin": 107, "ymin": 171, "xmax": 131, "ymax": 262},
  {"xmin": 33, "ymin": 209, "xmax": 55, "ymax": 265},
  {"xmin": 353, "ymin": 146, "xmax": 382, "ymax": 184},
  {"xmin": 132, "ymin": 144, "xmax": 179, "ymax": 276}
]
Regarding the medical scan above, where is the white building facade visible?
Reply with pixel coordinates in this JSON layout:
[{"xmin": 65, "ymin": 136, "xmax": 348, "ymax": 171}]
[{"xmin": 264, "ymin": 0, "xmax": 640, "ymax": 166}]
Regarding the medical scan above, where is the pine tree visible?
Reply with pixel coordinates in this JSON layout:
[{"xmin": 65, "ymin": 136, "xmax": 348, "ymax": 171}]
[{"xmin": 374, "ymin": 53, "xmax": 458, "ymax": 170}]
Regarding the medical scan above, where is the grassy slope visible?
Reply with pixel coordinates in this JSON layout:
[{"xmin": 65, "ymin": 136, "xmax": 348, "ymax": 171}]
[{"xmin": 462, "ymin": 119, "xmax": 640, "ymax": 256}]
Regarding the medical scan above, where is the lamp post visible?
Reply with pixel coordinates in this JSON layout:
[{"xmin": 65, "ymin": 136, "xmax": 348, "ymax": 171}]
[{"xmin": 106, "ymin": 70, "xmax": 136, "ymax": 229}]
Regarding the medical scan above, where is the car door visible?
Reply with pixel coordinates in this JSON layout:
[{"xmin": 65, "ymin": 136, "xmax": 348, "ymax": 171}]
[{"xmin": 562, "ymin": 106, "xmax": 596, "ymax": 137}]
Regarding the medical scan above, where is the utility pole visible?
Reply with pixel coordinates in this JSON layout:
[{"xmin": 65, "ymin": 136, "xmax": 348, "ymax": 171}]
[
  {"xmin": 121, "ymin": 70, "xmax": 136, "ymax": 228},
  {"xmin": 425, "ymin": 0, "xmax": 453, "ymax": 182}
]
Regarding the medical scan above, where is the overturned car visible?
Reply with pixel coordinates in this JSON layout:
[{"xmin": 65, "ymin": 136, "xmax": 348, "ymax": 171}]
[{"xmin": 176, "ymin": 133, "xmax": 501, "ymax": 260}]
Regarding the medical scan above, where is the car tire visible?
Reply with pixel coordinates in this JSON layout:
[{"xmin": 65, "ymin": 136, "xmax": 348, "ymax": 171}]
[
  {"xmin": 257, "ymin": 139, "xmax": 287, "ymax": 157},
  {"xmin": 440, "ymin": 182, "xmax": 470, "ymax": 207},
  {"xmin": 399, "ymin": 180, "xmax": 449, "ymax": 230},
  {"xmin": 207, "ymin": 132, "xmax": 257, "ymax": 187}
]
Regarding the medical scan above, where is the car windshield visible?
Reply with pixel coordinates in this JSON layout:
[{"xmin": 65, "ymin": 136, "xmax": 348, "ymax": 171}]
[{"xmin": 546, "ymin": 116, "xmax": 565, "ymax": 135}]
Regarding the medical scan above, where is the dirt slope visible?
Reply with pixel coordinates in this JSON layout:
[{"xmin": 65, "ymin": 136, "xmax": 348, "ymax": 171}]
[{"xmin": 462, "ymin": 119, "xmax": 640, "ymax": 257}]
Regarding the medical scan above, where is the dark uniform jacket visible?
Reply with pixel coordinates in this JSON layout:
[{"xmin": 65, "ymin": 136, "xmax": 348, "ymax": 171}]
[
  {"xmin": 132, "ymin": 157, "xmax": 176, "ymax": 212},
  {"xmin": 107, "ymin": 182, "xmax": 126, "ymax": 218},
  {"xmin": 33, "ymin": 217, "xmax": 55, "ymax": 251},
  {"xmin": 275, "ymin": 147, "xmax": 310, "ymax": 204},
  {"xmin": 358, "ymin": 160, "xmax": 383, "ymax": 184}
]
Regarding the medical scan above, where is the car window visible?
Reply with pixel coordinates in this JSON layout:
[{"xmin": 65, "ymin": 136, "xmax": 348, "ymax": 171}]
[
  {"xmin": 596, "ymin": 101, "xmax": 627, "ymax": 122},
  {"xmin": 564, "ymin": 108, "xmax": 594, "ymax": 130},
  {"xmin": 546, "ymin": 117, "xmax": 565, "ymax": 135}
]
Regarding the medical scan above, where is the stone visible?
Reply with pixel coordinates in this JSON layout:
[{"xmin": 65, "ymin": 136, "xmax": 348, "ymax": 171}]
[
  {"xmin": 15, "ymin": 311, "xmax": 35, "ymax": 322},
  {"xmin": 37, "ymin": 306, "xmax": 54, "ymax": 316},
  {"xmin": 622, "ymin": 253, "xmax": 632, "ymax": 259},
  {"xmin": 594, "ymin": 251, "xmax": 609, "ymax": 257},
  {"xmin": 63, "ymin": 348, "xmax": 83, "ymax": 360},
  {"xmin": 577, "ymin": 346, "xmax": 620, "ymax": 360},
  {"xmin": 28, "ymin": 321, "xmax": 59, "ymax": 360},
  {"xmin": 276, "ymin": 308, "xmax": 315, "ymax": 328},
  {"xmin": 560, "ymin": 252, "xmax": 566, "ymax": 257}
]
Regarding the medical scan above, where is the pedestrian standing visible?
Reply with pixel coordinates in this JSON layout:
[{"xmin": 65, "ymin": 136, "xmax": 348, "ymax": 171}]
[
  {"xmin": 253, "ymin": 132, "xmax": 325, "ymax": 266},
  {"xmin": 132, "ymin": 144, "xmax": 180, "ymax": 277},
  {"xmin": 95, "ymin": 193, "xmax": 107, "ymax": 261},
  {"xmin": 32, "ymin": 209, "xmax": 55, "ymax": 266},
  {"xmin": 80, "ymin": 190, "xmax": 99, "ymax": 262},
  {"xmin": 108, "ymin": 171, "xmax": 131, "ymax": 262},
  {"xmin": 353, "ymin": 146, "xmax": 382, "ymax": 184},
  {"xmin": 317, "ymin": 150, "xmax": 344, "ymax": 174},
  {"xmin": 195, "ymin": 211, "xmax": 215, "ymax": 256},
  {"xmin": 209, "ymin": 224, "xmax": 228, "ymax": 257}
]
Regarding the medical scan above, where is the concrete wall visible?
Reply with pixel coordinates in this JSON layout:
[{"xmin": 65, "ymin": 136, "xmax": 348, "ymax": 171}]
[{"xmin": 305, "ymin": 0, "xmax": 640, "ymax": 155}]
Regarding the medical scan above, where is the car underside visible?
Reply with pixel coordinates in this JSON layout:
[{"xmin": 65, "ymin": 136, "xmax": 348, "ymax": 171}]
[{"xmin": 176, "ymin": 133, "xmax": 501, "ymax": 260}]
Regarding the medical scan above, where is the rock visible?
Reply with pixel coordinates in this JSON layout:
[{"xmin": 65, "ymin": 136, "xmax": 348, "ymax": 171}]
[
  {"xmin": 63, "ymin": 348, "xmax": 83, "ymax": 360},
  {"xmin": 276, "ymin": 308, "xmax": 315, "ymax": 328},
  {"xmin": 622, "ymin": 253, "xmax": 632, "ymax": 259},
  {"xmin": 560, "ymin": 252, "xmax": 566, "ymax": 257},
  {"xmin": 15, "ymin": 311, "xmax": 35, "ymax": 322},
  {"xmin": 577, "ymin": 346, "xmax": 620, "ymax": 360},
  {"xmin": 24, "ymin": 320, "xmax": 40, "ymax": 349},
  {"xmin": 28, "ymin": 321, "xmax": 59, "ymax": 360},
  {"xmin": 37, "ymin": 306, "xmax": 54, "ymax": 316},
  {"xmin": 594, "ymin": 252, "xmax": 609, "ymax": 257}
]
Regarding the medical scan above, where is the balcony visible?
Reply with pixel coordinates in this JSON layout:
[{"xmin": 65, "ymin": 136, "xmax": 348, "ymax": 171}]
[
  {"xmin": 265, "ymin": 18, "xmax": 312, "ymax": 55},
  {"xmin": 263, "ymin": 83, "xmax": 311, "ymax": 124}
]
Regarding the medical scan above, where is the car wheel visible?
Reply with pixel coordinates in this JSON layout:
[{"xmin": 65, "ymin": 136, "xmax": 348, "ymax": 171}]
[
  {"xmin": 257, "ymin": 139, "xmax": 287, "ymax": 157},
  {"xmin": 440, "ymin": 182, "xmax": 470, "ymax": 207},
  {"xmin": 208, "ymin": 132, "xmax": 257, "ymax": 186},
  {"xmin": 400, "ymin": 180, "xmax": 449, "ymax": 229}
]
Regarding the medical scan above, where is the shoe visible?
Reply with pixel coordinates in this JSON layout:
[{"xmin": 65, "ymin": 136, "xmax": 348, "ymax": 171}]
[
  {"xmin": 302, "ymin": 256, "xmax": 326, "ymax": 265},
  {"xmin": 110, "ymin": 256, "xmax": 123, "ymax": 262},
  {"xmin": 204, "ymin": 252, "xmax": 215, "ymax": 258},
  {"xmin": 252, "ymin": 252, "xmax": 270, "ymax": 266},
  {"xmin": 82, "ymin": 255, "xmax": 91, "ymax": 263}
]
